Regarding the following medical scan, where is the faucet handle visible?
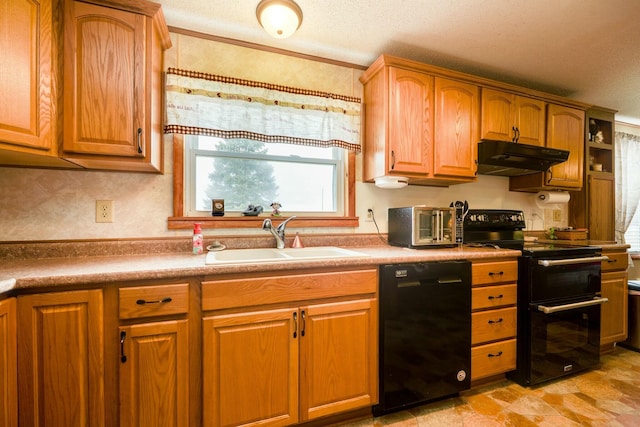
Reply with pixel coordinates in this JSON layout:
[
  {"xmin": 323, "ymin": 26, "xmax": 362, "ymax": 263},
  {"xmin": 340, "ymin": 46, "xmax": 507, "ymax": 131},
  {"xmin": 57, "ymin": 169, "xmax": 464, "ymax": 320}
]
[{"xmin": 276, "ymin": 215, "xmax": 297, "ymax": 232}]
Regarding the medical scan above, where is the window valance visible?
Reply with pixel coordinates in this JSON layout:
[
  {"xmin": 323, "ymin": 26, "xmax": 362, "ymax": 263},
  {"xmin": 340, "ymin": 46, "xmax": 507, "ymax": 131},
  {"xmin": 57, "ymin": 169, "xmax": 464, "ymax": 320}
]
[{"xmin": 164, "ymin": 68, "xmax": 362, "ymax": 151}]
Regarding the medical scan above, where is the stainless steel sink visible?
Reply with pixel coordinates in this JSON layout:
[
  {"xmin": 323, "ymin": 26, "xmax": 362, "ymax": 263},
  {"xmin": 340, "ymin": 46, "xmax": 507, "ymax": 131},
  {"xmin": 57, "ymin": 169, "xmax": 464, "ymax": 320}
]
[{"xmin": 205, "ymin": 246, "xmax": 369, "ymax": 265}]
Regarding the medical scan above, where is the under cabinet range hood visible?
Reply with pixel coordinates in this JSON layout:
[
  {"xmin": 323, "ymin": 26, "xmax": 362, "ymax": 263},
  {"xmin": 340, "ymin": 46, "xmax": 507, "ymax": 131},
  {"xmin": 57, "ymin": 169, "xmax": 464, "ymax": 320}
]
[{"xmin": 476, "ymin": 140, "xmax": 570, "ymax": 177}]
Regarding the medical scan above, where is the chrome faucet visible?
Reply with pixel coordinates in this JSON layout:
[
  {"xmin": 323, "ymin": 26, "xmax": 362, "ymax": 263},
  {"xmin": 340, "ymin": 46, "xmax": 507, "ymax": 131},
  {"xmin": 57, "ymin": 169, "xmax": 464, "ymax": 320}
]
[{"xmin": 262, "ymin": 216, "xmax": 297, "ymax": 249}]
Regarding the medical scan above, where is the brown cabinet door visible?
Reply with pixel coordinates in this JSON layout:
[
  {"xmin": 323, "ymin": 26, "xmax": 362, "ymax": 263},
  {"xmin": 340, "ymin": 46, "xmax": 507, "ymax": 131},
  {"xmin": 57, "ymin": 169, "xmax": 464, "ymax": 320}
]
[
  {"xmin": 601, "ymin": 271, "xmax": 628, "ymax": 345},
  {"xmin": 63, "ymin": 0, "xmax": 146, "ymax": 158},
  {"xmin": 299, "ymin": 299, "xmax": 378, "ymax": 421},
  {"xmin": 203, "ymin": 308, "xmax": 298, "ymax": 427},
  {"xmin": 588, "ymin": 174, "xmax": 615, "ymax": 241},
  {"xmin": 434, "ymin": 77, "xmax": 479, "ymax": 178},
  {"xmin": 0, "ymin": 298, "xmax": 17, "ymax": 427},
  {"xmin": 119, "ymin": 320, "xmax": 189, "ymax": 427},
  {"xmin": 481, "ymin": 88, "xmax": 516, "ymax": 142},
  {"xmin": 0, "ymin": 0, "xmax": 53, "ymax": 153},
  {"xmin": 17, "ymin": 290, "xmax": 104, "ymax": 427},
  {"xmin": 514, "ymin": 96, "xmax": 546, "ymax": 146},
  {"xmin": 545, "ymin": 104, "xmax": 585, "ymax": 188},
  {"xmin": 388, "ymin": 67, "xmax": 433, "ymax": 175}
]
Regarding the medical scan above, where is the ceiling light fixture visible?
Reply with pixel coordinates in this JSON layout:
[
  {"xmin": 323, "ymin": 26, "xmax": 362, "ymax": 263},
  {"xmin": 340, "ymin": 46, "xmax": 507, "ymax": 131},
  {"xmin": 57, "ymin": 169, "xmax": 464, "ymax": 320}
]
[{"xmin": 256, "ymin": 0, "xmax": 303, "ymax": 39}]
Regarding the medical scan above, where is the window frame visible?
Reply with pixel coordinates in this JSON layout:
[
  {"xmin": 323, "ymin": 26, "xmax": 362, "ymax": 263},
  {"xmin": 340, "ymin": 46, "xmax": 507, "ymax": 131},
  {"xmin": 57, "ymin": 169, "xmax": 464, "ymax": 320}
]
[{"xmin": 168, "ymin": 134, "xmax": 358, "ymax": 230}]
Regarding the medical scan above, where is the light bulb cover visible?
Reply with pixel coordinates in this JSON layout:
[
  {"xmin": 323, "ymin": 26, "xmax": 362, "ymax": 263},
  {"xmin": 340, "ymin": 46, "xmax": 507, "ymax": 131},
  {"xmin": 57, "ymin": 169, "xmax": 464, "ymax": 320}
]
[
  {"xmin": 374, "ymin": 176, "xmax": 409, "ymax": 189},
  {"xmin": 256, "ymin": 0, "xmax": 303, "ymax": 39}
]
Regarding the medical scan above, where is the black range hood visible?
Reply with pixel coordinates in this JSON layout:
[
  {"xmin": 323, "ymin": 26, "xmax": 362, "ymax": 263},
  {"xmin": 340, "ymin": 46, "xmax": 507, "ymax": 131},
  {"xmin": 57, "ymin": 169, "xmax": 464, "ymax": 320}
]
[{"xmin": 476, "ymin": 140, "xmax": 569, "ymax": 177}]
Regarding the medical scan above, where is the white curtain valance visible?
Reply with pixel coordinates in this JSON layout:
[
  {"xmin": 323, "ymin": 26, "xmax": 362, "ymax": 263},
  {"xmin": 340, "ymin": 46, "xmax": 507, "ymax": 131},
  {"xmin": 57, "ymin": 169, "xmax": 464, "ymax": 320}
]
[{"xmin": 164, "ymin": 68, "xmax": 362, "ymax": 151}]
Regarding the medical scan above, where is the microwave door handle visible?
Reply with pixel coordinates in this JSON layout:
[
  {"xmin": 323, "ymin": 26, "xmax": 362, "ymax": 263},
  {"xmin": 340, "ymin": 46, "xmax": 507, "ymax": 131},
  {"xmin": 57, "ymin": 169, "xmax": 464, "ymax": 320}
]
[
  {"xmin": 537, "ymin": 256, "xmax": 609, "ymax": 267},
  {"xmin": 536, "ymin": 297, "xmax": 609, "ymax": 314},
  {"xmin": 433, "ymin": 211, "xmax": 440, "ymax": 242}
]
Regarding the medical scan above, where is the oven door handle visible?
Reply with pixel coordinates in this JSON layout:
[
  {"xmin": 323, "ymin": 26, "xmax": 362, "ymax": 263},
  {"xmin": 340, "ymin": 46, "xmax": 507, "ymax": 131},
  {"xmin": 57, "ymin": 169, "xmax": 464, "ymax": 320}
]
[
  {"xmin": 536, "ymin": 297, "xmax": 609, "ymax": 314},
  {"xmin": 537, "ymin": 256, "xmax": 609, "ymax": 267}
]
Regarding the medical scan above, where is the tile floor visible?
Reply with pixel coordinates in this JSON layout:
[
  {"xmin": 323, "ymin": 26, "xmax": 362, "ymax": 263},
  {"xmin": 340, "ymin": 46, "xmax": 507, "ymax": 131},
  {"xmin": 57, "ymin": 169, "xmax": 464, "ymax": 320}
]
[{"xmin": 343, "ymin": 346, "xmax": 640, "ymax": 426}]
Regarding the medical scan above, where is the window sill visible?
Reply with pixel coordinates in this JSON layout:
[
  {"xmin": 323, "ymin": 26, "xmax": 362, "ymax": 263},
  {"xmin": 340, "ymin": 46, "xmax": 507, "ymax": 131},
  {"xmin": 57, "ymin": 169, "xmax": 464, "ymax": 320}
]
[{"xmin": 168, "ymin": 216, "xmax": 360, "ymax": 230}]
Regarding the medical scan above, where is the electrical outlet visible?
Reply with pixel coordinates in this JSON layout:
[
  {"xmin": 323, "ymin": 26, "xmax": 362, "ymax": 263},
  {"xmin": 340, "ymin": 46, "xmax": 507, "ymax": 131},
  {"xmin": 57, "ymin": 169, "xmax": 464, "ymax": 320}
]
[
  {"xmin": 553, "ymin": 209, "xmax": 562, "ymax": 222},
  {"xmin": 96, "ymin": 200, "xmax": 114, "ymax": 223},
  {"xmin": 366, "ymin": 208, "xmax": 374, "ymax": 222}
]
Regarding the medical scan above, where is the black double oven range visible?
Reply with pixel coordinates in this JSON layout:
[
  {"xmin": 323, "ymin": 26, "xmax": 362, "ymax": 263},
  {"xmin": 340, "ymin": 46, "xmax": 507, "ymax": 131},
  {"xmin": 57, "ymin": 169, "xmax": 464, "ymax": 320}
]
[{"xmin": 464, "ymin": 209, "xmax": 609, "ymax": 386}]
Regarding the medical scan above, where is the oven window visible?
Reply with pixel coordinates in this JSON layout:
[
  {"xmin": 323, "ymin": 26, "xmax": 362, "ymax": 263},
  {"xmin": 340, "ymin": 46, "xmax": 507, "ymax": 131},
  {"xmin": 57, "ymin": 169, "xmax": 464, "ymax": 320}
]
[
  {"xmin": 546, "ymin": 315, "xmax": 589, "ymax": 354},
  {"xmin": 531, "ymin": 263, "xmax": 601, "ymax": 301}
]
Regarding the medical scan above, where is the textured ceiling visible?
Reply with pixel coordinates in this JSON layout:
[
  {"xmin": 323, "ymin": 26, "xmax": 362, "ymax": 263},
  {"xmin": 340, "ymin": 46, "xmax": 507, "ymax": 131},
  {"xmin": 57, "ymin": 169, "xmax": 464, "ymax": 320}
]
[{"xmin": 157, "ymin": 0, "xmax": 640, "ymax": 124}]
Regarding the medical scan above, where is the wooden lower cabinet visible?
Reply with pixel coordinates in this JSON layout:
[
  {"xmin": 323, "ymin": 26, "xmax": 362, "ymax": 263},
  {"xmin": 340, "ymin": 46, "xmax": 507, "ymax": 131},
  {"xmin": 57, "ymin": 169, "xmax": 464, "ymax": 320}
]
[
  {"xmin": 0, "ymin": 298, "xmax": 17, "ymax": 427},
  {"xmin": 17, "ymin": 289, "xmax": 104, "ymax": 427},
  {"xmin": 203, "ymin": 298, "xmax": 377, "ymax": 427},
  {"xmin": 119, "ymin": 320, "xmax": 189, "ymax": 427},
  {"xmin": 600, "ymin": 250, "xmax": 629, "ymax": 349},
  {"xmin": 470, "ymin": 260, "xmax": 518, "ymax": 381}
]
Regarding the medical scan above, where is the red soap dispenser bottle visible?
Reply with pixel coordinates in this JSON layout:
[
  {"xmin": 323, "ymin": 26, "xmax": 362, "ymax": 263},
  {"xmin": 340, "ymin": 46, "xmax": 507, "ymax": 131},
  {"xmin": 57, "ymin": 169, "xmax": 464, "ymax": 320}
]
[{"xmin": 192, "ymin": 223, "xmax": 204, "ymax": 254}]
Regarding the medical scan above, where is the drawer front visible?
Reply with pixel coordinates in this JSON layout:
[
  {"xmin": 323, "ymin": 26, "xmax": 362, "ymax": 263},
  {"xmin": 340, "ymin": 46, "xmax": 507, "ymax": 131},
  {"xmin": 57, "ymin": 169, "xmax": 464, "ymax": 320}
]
[
  {"xmin": 472, "ymin": 284, "xmax": 517, "ymax": 310},
  {"xmin": 472, "ymin": 307, "xmax": 517, "ymax": 345},
  {"xmin": 119, "ymin": 283, "xmax": 189, "ymax": 320},
  {"xmin": 472, "ymin": 261, "xmax": 518, "ymax": 286},
  {"xmin": 471, "ymin": 338, "xmax": 517, "ymax": 380},
  {"xmin": 202, "ymin": 269, "xmax": 377, "ymax": 311},
  {"xmin": 601, "ymin": 251, "xmax": 628, "ymax": 272}
]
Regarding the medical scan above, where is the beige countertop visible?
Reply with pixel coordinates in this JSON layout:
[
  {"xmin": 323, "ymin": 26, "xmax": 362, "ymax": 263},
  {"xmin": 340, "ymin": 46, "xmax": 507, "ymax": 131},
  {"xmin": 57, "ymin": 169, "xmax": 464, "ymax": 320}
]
[{"xmin": 0, "ymin": 245, "xmax": 520, "ymax": 295}]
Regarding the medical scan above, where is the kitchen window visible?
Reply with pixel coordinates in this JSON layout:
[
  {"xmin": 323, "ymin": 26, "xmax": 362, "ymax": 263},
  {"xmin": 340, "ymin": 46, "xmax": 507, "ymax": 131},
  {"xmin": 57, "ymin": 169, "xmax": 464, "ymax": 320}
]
[
  {"xmin": 165, "ymin": 68, "xmax": 361, "ymax": 230},
  {"xmin": 184, "ymin": 135, "xmax": 346, "ymax": 216}
]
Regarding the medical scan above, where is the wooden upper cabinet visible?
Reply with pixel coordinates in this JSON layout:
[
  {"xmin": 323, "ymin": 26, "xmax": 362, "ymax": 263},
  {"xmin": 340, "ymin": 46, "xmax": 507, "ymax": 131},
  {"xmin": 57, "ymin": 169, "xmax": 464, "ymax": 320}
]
[
  {"xmin": 510, "ymin": 103, "xmax": 585, "ymax": 191},
  {"xmin": 481, "ymin": 88, "xmax": 546, "ymax": 146},
  {"xmin": 0, "ymin": 0, "xmax": 69, "ymax": 167},
  {"xmin": 62, "ymin": 0, "xmax": 170, "ymax": 172},
  {"xmin": 360, "ymin": 63, "xmax": 433, "ymax": 181},
  {"xmin": 434, "ymin": 77, "xmax": 479, "ymax": 179},
  {"xmin": 387, "ymin": 67, "xmax": 433, "ymax": 176},
  {"xmin": 544, "ymin": 104, "xmax": 585, "ymax": 188}
]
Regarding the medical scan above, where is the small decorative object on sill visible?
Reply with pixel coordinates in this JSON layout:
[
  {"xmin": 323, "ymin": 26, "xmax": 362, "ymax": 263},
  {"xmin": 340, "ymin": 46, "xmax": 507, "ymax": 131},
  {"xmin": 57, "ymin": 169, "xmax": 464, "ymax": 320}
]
[
  {"xmin": 242, "ymin": 204, "xmax": 263, "ymax": 216},
  {"xmin": 212, "ymin": 199, "xmax": 225, "ymax": 216},
  {"xmin": 292, "ymin": 232, "xmax": 304, "ymax": 248},
  {"xmin": 271, "ymin": 202, "xmax": 282, "ymax": 216}
]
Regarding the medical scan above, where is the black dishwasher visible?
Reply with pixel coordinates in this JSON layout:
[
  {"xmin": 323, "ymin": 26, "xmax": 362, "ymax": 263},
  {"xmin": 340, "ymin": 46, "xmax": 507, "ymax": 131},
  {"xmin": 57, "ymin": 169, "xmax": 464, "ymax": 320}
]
[{"xmin": 373, "ymin": 261, "xmax": 471, "ymax": 416}]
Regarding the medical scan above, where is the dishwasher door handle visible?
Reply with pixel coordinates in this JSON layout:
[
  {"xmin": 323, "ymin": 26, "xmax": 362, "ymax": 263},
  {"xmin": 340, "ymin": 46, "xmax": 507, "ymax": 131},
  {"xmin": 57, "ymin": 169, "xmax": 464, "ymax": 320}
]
[
  {"xmin": 537, "ymin": 256, "xmax": 609, "ymax": 267},
  {"xmin": 536, "ymin": 297, "xmax": 608, "ymax": 314},
  {"xmin": 438, "ymin": 278, "xmax": 463, "ymax": 284}
]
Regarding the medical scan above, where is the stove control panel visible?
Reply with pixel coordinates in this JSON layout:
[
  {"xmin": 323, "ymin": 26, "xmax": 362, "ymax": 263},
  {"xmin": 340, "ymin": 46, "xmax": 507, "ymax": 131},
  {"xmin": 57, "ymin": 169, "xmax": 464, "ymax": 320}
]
[{"xmin": 464, "ymin": 209, "xmax": 526, "ymax": 230}]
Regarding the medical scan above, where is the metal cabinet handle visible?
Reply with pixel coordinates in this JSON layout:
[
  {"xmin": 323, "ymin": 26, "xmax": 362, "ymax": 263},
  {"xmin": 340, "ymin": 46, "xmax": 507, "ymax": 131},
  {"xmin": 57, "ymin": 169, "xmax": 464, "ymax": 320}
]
[
  {"xmin": 136, "ymin": 297, "xmax": 172, "ymax": 305},
  {"xmin": 391, "ymin": 150, "xmax": 396, "ymax": 170},
  {"xmin": 488, "ymin": 271, "xmax": 504, "ymax": 277},
  {"xmin": 511, "ymin": 126, "xmax": 518, "ymax": 142},
  {"xmin": 120, "ymin": 331, "xmax": 127, "ymax": 363},
  {"xmin": 488, "ymin": 294, "xmax": 504, "ymax": 300},
  {"xmin": 293, "ymin": 312, "xmax": 298, "ymax": 338},
  {"xmin": 301, "ymin": 310, "xmax": 306, "ymax": 337},
  {"xmin": 488, "ymin": 318, "xmax": 504, "ymax": 324},
  {"xmin": 137, "ymin": 128, "xmax": 143, "ymax": 154},
  {"xmin": 488, "ymin": 351, "xmax": 503, "ymax": 358},
  {"xmin": 538, "ymin": 256, "xmax": 609, "ymax": 267},
  {"xmin": 537, "ymin": 297, "xmax": 608, "ymax": 314}
]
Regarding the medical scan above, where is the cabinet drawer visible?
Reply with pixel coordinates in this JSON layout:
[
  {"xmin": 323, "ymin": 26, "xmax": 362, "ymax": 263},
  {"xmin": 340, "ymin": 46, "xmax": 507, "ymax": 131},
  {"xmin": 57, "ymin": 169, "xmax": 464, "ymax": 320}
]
[
  {"xmin": 119, "ymin": 283, "xmax": 189, "ymax": 320},
  {"xmin": 471, "ymin": 338, "xmax": 517, "ymax": 380},
  {"xmin": 602, "ymin": 252, "xmax": 628, "ymax": 272},
  {"xmin": 472, "ymin": 261, "xmax": 517, "ymax": 286},
  {"xmin": 472, "ymin": 284, "xmax": 517, "ymax": 310},
  {"xmin": 472, "ymin": 307, "xmax": 517, "ymax": 345},
  {"xmin": 202, "ymin": 269, "xmax": 377, "ymax": 311}
]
